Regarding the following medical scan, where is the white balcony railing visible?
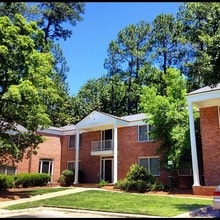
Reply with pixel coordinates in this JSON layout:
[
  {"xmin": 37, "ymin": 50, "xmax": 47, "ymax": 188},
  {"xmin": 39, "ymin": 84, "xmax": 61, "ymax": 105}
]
[{"xmin": 91, "ymin": 140, "xmax": 113, "ymax": 152}]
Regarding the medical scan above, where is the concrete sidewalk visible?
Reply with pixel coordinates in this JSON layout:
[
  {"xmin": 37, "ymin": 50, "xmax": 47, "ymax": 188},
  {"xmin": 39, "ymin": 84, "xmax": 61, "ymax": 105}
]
[
  {"xmin": 0, "ymin": 187, "xmax": 93, "ymax": 208},
  {"xmin": 0, "ymin": 187, "xmax": 219, "ymax": 218}
]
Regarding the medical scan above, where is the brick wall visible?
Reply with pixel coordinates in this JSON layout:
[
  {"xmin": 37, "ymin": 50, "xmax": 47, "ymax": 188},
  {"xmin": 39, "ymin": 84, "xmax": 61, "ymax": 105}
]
[
  {"xmin": 61, "ymin": 126, "xmax": 170, "ymax": 185},
  {"xmin": 117, "ymin": 126, "xmax": 161, "ymax": 179},
  {"xmin": 15, "ymin": 124, "xmax": 193, "ymax": 187},
  {"xmin": 200, "ymin": 106, "xmax": 220, "ymax": 186},
  {"xmin": 60, "ymin": 131, "xmax": 101, "ymax": 183},
  {"xmin": 16, "ymin": 132, "xmax": 62, "ymax": 184}
]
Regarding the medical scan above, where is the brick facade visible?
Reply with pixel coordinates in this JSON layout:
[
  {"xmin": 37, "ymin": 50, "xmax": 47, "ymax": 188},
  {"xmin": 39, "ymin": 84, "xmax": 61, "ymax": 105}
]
[
  {"xmin": 16, "ymin": 133, "xmax": 62, "ymax": 184},
  {"xmin": 13, "ymin": 112, "xmax": 192, "ymax": 188},
  {"xmin": 200, "ymin": 106, "xmax": 220, "ymax": 186}
]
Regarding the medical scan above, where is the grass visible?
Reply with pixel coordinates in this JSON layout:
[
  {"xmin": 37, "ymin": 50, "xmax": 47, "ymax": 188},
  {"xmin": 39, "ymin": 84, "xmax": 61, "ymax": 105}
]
[
  {"xmin": 19, "ymin": 187, "xmax": 70, "ymax": 196},
  {"xmin": 3, "ymin": 189, "xmax": 212, "ymax": 217}
]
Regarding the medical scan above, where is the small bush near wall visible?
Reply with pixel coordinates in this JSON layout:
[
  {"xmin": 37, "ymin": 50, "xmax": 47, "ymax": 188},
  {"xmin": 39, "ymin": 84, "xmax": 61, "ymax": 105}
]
[
  {"xmin": 14, "ymin": 173, "xmax": 50, "ymax": 188},
  {"xmin": 114, "ymin": 164, "xmax": 165, "ymax": 193},
  {"xmin": 0, "ymin": 174, "xmax": 14, "ymax": 190},
  {"xmin": 58, "ymin": 169, "xmax": 84, "ymax": 186},
  {"xmin": 58, "ymin": 169, "xmax": 74, "ymax": 186}
]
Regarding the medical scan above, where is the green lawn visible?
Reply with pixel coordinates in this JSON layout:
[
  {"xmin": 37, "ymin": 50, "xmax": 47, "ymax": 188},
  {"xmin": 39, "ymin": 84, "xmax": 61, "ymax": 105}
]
[
  {"xmin": 3, "ymin": 190, "xmax": 212, "ymax": 217},
  {"xmin": 19, "ymin": 187, "xmax": 70, "ymax": 196}
]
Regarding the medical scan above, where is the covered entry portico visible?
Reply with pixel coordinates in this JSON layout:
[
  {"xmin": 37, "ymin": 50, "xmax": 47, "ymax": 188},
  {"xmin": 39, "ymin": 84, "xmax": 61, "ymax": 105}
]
[
  {"xmin": 73, "ymin": 110, "xmax": 129, "ymax": 184},
  {"xmin": 186, "ymin": 84, "xmax": 220, "ymax": 192}
]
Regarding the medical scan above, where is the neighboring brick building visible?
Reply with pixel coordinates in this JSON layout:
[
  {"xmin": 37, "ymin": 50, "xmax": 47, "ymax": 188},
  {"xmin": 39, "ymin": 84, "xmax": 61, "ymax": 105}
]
[
  {"xmin": 186, "ymin": 83, "xmax": 220, "ymax": 195},
  {"xmin": 1, "ymin": 110, "xmax": 193, "ymax": 188}
]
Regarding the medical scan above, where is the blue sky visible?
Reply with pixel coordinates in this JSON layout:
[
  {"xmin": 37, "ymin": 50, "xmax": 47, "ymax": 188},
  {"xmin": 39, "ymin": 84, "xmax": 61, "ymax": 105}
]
[{"xmin": 60, "ymin": 2, "xmax": 182, "ymax": 95}]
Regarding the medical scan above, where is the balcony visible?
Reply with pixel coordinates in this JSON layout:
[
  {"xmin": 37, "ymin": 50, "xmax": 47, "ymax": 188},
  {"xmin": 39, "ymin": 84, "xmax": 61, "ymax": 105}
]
[{"xmin": 91, "ymin": 140, "xmax": 114, "ymax": 156}]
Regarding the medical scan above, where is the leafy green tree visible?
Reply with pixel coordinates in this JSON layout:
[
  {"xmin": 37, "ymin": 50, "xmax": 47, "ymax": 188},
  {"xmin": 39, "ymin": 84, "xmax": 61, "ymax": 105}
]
[
  {"xmin": 177, "ymin": 2, "xmax": 220, "ymax": 90},
  {"xmin": 32, "ymin": 2, "xmax": 85, "ymax": 126},
  {"xmin": 0, "ymin": 14, "xmax": 61, "ymax": 165},
  {"xmin": 71, "ymin": 76, "xmax": 110, "ymax": 122},
  {"xmin": 149, "ymin": 14, "xmax": 185, "ymax": 77},
  {"xmin": 0, "ymin": 2, "xmax": 85, "ymax": 126},
  {"xmin": 140, "ymin": 68, "xmax": 191, "ymax": 172},
  {"xmin": 104, "ymin": 21, "xmax": 151, "ymax": 114},
  {"xmin": 35, "ymin": 2, "xmax": 85, "ymax": 43},
  {"xmin": 0, "ymin": 2, "xmax": 28, "ymax": 19}
]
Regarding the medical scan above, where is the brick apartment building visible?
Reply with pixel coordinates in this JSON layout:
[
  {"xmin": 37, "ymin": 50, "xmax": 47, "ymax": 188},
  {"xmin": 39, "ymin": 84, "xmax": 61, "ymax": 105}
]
[
  {"xmin": 1, "ymin": 111, "xmax": 192, "ymax": 188},
  {"xmin": 2, "ymin": 84, "xmax": 220, "ymax": 195}
]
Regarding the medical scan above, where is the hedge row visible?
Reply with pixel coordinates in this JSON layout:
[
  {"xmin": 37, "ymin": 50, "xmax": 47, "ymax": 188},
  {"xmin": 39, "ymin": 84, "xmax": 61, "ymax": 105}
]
[{"xmin": 0, "ymin": 173, "xmax": 50, "ymax": 190}]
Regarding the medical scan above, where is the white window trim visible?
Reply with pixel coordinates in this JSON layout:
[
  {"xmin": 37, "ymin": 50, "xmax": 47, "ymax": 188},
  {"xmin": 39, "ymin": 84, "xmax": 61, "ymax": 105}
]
[
  {"xmin": 138, "ymin": 156, "xmax": 160, "ymax": 176},
  {"xmin": 39, "ymin": 159, "xmax": 53, "ymax": 174},
  {"xmin": 68, "ymin": 134, "xmax": 82, "ymax": 149},
  {"xmin": 68, "ymin": 135, "xmax": 75, "ymax": 149},
  {"xmin": 67, "ymin": 160, "xmax": 81, "ymax": 170},
  {"xmin": 0, "ymin": 166, "xmax": 17, "ymax": 175},
  {"xmin": 138, "ymin": 124, "xmax": 154, "ymax": 142}
]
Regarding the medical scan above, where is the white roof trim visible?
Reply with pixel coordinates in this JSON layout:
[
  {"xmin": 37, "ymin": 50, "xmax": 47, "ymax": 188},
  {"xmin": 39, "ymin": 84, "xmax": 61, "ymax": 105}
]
[
  {"xmin": 37, "ymin": 111, "xmax": 148, "ymax": 134},
  {"xmin": 75, "ymin": 110, "xmax": 129, "ymax": 130},
  {"xmin": 186, "ymin": 84, "xmax": 220, "ymax": 108}
]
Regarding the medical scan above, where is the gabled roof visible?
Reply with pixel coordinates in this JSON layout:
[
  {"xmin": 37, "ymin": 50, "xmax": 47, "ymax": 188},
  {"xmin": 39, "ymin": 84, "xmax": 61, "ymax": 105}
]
[
  {"xmin": 37, "ymin": 111, "xmax": 148, "ymax": 134},
  {"xmin": 75, "ymin": 110, "xmax": 129, "ymax": 131},
  {"xmin": 186, "ymin": 83, "xmax": 220, "ymax": 108},
  {"xmin": 187, "ymin": 83, "xmax": 220, "ymax": 96},
  {"xmin": 121, "ymin": 113, "xmax": 147, "ymax": 122},
  {"xmin": 38, "ymin": 125, "xmax": 76, "ymax": 135}
]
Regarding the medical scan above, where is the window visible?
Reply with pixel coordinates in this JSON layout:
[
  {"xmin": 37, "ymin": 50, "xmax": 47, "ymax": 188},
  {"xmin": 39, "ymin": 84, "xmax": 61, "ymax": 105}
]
[
  {"xmin": 139, "ymin": 157, "xmax": 160, "ymax": 176},
  {"xmin": 39, "ymin": 159, "xmax": 53, "ymax": 175},
  {"xmin": 138, "ymin": 125, "xmax": 154, "ymax": 142},
  {"xmin": 0, "ymin": 166, "xmax": 16, "ymax": 175},
  {"xmin": 178, "ymin": 167, "xmax": 193, "ymax": 176},
  {"xmin": 67, "ymin": 161, "xmax": 75, "ymax": 170},
  {"xmin": 67, "ymin": 161, "xmax": 80, "ymax": 170},
  {"xmin": 68, "ymin": 134, "xmax": 82, "ymax": 149}
]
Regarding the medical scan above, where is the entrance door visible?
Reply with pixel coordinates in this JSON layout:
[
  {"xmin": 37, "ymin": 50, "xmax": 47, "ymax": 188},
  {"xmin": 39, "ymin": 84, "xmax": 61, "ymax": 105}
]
[{"xmin": 101, "ymin": 158, "xmax": 113, "ymax": 183}]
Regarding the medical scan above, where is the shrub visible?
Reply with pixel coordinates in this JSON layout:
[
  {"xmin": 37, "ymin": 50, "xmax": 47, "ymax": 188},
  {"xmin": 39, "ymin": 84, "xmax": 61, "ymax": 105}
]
[
  {"xmin": 58, "ymin": 169, "xmax": 74, "ymax": 186},
  {"xmin": 115, "ymin": 163, "xmax": 165, "ymax": 193},
  {"xmin": 97, "ymin": 179, "xmax": 109, "ymax": 187},
  {"xmin": 0, "ymin": 174, "xmax": 14, "ymax": 190},
  {"xmin": 58, "ymin": 169, "xmax": 84, "ymax": 186},
  {"xmin": 127, "ymin": 164, "xmax": 156, "ymax": 183},
  {"xmin": 14, "ymin": 173, "xmax": 50, "ymax": 188},
  {"xmin": 124, "ymin": 180, "xmax": 148, "ymax": 193},
  {"xmin": 114, "ymin": 178, "xmax": 127, "ymax": 190},
  {"xmin": 150, "ymin": 181, "xmax": 165, "ymax": 191}
]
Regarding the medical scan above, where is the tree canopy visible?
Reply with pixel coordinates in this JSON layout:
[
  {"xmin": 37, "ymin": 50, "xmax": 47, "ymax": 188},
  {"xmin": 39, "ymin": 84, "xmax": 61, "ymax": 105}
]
[
  {"xmin": 140, "ymin": 68, "xmax": 191, "ymax": 171},
  {"xmin": 0, "ymin": 14, "xmax": 60, "ymax": 165}
]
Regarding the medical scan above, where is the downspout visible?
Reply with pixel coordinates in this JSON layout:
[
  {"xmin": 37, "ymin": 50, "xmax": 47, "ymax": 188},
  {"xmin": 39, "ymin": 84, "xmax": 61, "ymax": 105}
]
[
  {"xmin": 74, "ymin": 128, "xmax": 79, "ymax": 184},
  {"xmin": 187, "ymin": 101, "xmax": 200, "ymax": 186},
  {"xmin": 113, "ymin": 121, "xmax": 118, "ymax": 183},
  {"xmin": 28, "ymin": 147, "xmax": 32, "ymax": 173}
]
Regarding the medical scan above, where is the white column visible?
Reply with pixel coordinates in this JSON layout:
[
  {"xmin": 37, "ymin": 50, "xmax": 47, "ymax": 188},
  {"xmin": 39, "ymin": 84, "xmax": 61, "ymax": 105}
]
[
  {"xmin": 188, "ymin": 101, "xmax": 200, "ymax": 186},
  {"xmin": 113, "ymin": 121, "xmax": 118, "ymax": 184},
  {"xmin": 73, "ymin": 128, "xmax": 79, "ymax": 184}
]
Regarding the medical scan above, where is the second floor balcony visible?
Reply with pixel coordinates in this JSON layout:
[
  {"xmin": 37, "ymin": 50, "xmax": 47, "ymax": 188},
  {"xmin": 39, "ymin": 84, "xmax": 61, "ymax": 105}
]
[{"xmin": 91, "ymin": 139, "xmax": 114, "ymax": 156}]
